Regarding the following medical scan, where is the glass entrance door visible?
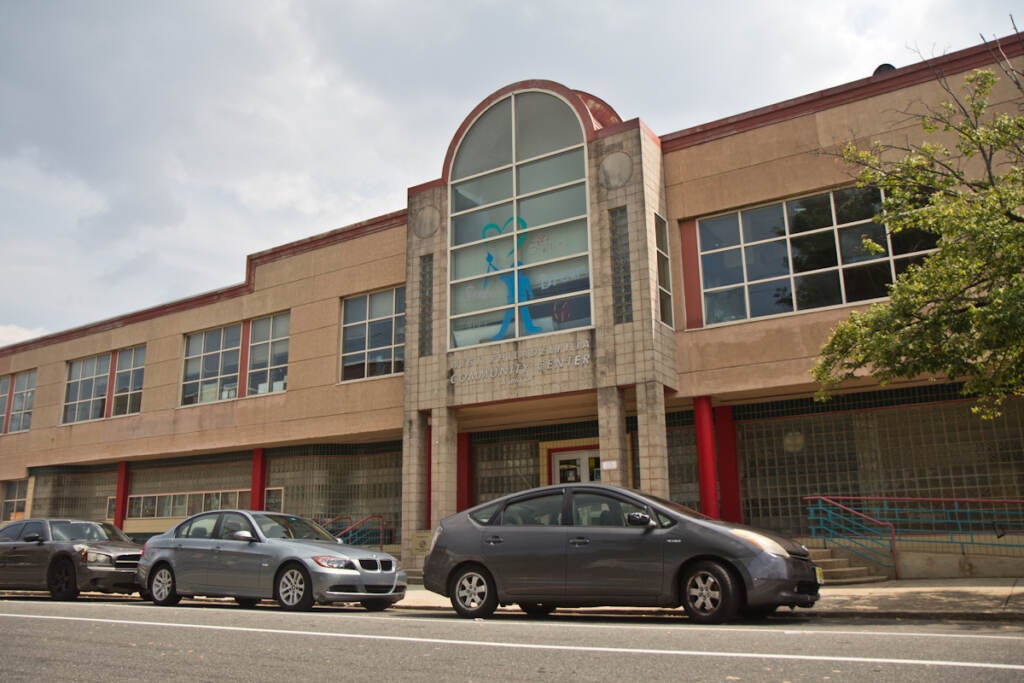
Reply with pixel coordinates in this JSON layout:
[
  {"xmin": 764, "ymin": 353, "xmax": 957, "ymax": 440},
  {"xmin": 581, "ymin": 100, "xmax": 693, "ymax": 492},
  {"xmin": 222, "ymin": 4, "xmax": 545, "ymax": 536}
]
[{"xmin": 553, "ymin": 449, "xmax": 601, "ymax": 484}]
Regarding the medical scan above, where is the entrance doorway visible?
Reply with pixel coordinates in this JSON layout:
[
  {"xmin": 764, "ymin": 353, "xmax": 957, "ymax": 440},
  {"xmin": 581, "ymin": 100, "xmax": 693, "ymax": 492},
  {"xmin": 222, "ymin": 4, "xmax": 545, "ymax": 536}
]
[{"xmin": 553, "ymin": 449, "xmax": 601, "ymax": 484}]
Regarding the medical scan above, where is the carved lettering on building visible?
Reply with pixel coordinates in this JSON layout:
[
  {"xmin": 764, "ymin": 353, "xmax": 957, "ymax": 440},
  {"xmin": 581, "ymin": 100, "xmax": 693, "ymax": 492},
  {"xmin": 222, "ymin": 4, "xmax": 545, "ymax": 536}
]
[{"xmin": 449, "ymin": 339, "xmax": 592, "ymax": 386}]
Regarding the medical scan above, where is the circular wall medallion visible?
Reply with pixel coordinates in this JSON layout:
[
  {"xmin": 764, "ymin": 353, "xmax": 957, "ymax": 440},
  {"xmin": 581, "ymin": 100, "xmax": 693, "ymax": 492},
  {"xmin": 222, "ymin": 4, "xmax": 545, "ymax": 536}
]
[
  {"xmin": 599, "ymin": 151, "xmax": 633, "ymax": 189},
  {"xmin": 411, "ymin": 205, "xmax": 441, "ymax": 238}
]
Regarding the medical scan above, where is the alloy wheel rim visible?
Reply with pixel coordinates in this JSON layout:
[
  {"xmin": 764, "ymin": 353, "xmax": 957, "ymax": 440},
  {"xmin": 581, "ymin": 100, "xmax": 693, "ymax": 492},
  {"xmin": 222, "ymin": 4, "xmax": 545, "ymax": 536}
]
[
  {"xmin": 279, "ymin": 569, "xmax": 305, "ymax": 605},
  {"xmin": 152, "ymin": 569, "xmax": 172, "ymax": 601},
  {"xmin": 456, "ymin": 573, "xmax": 486, "ymax": 608},
  {"xmin": 688, "ymin": 572, "xmax": 721, "ymax": 613}
]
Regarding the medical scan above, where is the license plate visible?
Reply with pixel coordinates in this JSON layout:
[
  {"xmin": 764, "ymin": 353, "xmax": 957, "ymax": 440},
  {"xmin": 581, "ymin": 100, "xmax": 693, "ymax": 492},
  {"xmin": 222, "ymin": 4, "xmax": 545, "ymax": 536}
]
[{"xmin": 815, "ymin": 566, "xmax": 825, "ymax": 584}]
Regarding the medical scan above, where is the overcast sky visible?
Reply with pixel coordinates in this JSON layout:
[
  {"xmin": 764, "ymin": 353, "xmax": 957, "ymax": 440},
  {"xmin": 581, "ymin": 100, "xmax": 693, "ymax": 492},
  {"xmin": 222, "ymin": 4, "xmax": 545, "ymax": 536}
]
[{"xmin": 1, "ymin": 1, "xmax": 1019, "ymax": 347}]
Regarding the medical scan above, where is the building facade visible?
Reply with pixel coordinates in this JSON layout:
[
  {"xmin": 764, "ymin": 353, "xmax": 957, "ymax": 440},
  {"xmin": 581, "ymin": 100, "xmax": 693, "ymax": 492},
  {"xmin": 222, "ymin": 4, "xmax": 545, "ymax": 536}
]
[{"xmin": 2, "ymin": 36, "xmax": 1022, "ymax": 568}]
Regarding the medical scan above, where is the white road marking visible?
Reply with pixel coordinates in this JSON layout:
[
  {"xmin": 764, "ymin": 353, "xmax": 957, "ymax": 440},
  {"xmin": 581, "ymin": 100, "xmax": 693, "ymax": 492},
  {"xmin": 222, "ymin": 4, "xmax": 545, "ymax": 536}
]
[{"xmin": 1, "ymin": 612, "xmax": 1023, "ymax": 672}]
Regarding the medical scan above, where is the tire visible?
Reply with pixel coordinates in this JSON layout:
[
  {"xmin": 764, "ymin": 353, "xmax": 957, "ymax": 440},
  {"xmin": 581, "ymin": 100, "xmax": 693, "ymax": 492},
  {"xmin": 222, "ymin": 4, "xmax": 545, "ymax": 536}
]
[
  {"xmin": 149, "ymin": 565, "xmax": 182, "ymax": 606},
  {"xmin": 360, "ymin": 599, "xmax": 391, "ymax": 612},
  {"xmin": 275, "ymin": 563, "xmax": 314, "ymax": 611},
  {"xmin": 681, "ymin": 560, "xmax": 739, "ymax": 624},
  {"xmin": 518, "ymin": 602, "xmax": 556, "ymax": 617},
  {"xmin": 235, "ymin": 597, "xmax": 259, "ymax": 608},
  {"xmin": 47, "ymin": 557, "xmax": 80, "ymax": 601},
  {"xmin": 450, "ymin": 565, "xmax": 497, "ymax": 619}
]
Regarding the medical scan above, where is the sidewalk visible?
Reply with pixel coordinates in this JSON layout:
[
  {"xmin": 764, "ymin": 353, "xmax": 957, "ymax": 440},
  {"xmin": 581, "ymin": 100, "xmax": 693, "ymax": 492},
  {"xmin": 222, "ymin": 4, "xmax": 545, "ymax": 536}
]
[{"xmin": 396, "ymin": 578, "xmax": 1024, "ymax": 621}]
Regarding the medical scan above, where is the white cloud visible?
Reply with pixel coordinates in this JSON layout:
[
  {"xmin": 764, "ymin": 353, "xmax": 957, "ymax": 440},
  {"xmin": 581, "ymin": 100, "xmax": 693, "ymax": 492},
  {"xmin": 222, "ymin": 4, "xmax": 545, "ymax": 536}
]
[{"xmin": 0, "ymin": 325, "xmax": 49, "ymax": 348}]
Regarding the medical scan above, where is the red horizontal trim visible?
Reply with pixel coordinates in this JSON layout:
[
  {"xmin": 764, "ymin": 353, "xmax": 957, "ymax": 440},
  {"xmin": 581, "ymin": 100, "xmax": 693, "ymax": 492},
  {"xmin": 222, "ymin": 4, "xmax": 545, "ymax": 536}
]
[
  {"xmin": 1, "ymin": 210, "xmax": 407, "ymax": 357},
  {"xmin": 661, "ymin": 32, "xmax": 1024, "ymax": 152}
]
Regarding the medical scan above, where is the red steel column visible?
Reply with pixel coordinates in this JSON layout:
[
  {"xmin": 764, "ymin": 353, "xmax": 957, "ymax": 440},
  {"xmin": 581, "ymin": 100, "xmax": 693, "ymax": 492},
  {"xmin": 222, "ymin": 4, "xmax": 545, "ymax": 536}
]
[
  {"xmin": 456, "ymin": 433, "xmax": 472, "ymax": 512},
  {"xmin": 714, "ymin": 406, "xmax": 742, "ymax": 523},
  {"xmin": 250, "ymin": 448, "xmax": 266, "ymax": 510},
  {"xmin": 114, "ymin": 461, "xmax": 130, "ymax": 529},
  {"xmin": 694, "ymin": 396, "xmax": 720, "ymax": 518}
]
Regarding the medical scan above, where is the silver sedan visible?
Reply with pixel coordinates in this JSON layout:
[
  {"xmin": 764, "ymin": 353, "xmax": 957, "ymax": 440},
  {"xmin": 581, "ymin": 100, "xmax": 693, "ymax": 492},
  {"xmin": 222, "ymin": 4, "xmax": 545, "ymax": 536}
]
[{"xmin": 137, "ymin": 510, "xmax": 406, "ymax": 611}]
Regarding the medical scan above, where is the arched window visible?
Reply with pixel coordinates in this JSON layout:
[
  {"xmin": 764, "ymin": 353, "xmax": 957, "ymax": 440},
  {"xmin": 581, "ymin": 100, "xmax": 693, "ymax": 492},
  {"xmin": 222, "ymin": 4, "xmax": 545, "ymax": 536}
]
[{"xmin": 448, "ymin": 91, "xmax": 591, "ymax": 348}]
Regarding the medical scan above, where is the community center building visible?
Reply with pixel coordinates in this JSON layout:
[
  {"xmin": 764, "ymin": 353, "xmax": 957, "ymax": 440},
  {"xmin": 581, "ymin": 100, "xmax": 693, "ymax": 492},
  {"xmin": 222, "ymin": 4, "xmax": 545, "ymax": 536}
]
[{"xmin": 2, "ymin": 34, "xmax": 1022, "ymax": 569}]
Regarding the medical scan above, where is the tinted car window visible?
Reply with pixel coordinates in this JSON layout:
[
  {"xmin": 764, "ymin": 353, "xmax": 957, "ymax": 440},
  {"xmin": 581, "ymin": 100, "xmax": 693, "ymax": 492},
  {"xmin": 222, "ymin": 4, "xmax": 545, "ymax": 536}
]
[
  {"xmin": 0, "ymin": 522, "xmax": 24, "ymax": 540},
  {"xmin": 571, "ymin": 492, "xmax": 645, "ymax": 527},
  {"xmin": 501, "ymin": 493, "xmax": 562, "ymax": 526},
  {"xmin": 21, "ymin": 521, "xmax": 45, "ymax": 540}
]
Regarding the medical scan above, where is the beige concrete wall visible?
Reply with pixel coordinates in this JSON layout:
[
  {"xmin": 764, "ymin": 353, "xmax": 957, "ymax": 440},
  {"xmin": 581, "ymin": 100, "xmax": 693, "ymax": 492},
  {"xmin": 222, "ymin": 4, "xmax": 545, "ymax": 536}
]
[{"xmin": 0, "ymin": 224, "xmax": 408, "ymax": 480}]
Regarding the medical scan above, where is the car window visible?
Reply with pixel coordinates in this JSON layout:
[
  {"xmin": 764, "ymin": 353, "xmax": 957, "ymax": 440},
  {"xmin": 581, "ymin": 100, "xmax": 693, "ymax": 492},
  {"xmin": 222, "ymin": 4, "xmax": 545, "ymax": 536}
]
[
  {"xmin": 217, "ymin": 512, "xmax": 254, "ymax": 539},
  {"xmin": 178, "ymin": 514, "xmax": 218, "ymax": 539},
  {"xmin": 252, "ymin": 513, "xmax": 335, "ymax": 541},
  {"xmin": 501, "ymin": 492, "xmax": 563, "ymax": 526},
  {"xmin": 572, "ymin": 491, "xmax": 646, "ymax": 527},
  {"xmin": 51, "ymin": 521, "xmax": 74, "ymax": 540},
  {"xmin": 468, "ymin": 502, "xmax": 501, "ymax": 525},
  {"xmin": 0, "ymin": 522, "xmax": 24, "ymax": 540},
  {"xmin": 20, "ymin": 521, "xmax": 45, "ymax": 541}
]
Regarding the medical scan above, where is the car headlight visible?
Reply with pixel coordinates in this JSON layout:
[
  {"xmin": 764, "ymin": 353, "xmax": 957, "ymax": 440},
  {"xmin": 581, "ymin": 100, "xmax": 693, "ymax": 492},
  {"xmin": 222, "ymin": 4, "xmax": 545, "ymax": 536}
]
[
  {"xmin": 81, "ymin": 550, "xmax": 113, "ymax": 565},
  {"xmin": 730, "ymin": 528, "xmax": 790, "ymax": 557},
  {"xmin": 312, "ymin": 555, "xmax": 357, "ymax": 570}
]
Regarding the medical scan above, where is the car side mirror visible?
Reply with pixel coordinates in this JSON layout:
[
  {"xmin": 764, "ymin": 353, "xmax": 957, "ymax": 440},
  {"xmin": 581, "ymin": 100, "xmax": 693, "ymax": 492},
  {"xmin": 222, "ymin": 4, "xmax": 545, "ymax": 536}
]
[
  {"xmin": 23, "ymin": 533, "xmax": 43, "ymax": 543},
  {"xmin": 230, "ymin": 530, "xmax": 257, "ymax": 543},
  {"xmin": 626, "ymin": 512, "xmax": 656, "ymax": 528}
]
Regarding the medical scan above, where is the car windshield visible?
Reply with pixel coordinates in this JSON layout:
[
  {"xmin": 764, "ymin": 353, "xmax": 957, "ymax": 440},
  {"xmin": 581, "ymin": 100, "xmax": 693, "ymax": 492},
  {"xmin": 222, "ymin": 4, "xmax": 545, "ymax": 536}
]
[
  {"xmin": 252, "ymin": 513, "xmax": 336, "ymax": 542},
  {"xmin": 50, "ymin": 521, "xmax": 133, "ymax": 542}
]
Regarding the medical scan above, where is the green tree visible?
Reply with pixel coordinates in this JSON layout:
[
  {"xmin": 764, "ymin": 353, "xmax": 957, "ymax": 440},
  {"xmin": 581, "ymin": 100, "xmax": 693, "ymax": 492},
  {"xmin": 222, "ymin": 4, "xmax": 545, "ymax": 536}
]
[{"xmin": 813, "ymin": 38, "xmax": 1024, "ymax": 419}]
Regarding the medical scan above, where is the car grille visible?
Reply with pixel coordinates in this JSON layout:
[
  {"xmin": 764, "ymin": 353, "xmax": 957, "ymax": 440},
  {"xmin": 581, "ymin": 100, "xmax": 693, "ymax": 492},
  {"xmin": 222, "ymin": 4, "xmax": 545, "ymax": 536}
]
[
  {"xmin": 114, "ymin": 554, "xmax": 141, "ymax": 569},
  {"xmin": 358, "ymin": 558, "xmax": 393, "ymax": 572}
]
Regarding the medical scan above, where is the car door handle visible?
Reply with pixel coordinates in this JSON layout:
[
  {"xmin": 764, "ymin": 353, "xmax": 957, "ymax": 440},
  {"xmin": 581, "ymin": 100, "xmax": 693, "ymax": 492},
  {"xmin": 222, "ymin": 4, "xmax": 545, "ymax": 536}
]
[
  {"xmin": 569, "ymin": 537, "xmax": 590, "ymax": 546},
  {"xmin": 484, "ymin": 535, "xmax": 504, "ymax": 545}
]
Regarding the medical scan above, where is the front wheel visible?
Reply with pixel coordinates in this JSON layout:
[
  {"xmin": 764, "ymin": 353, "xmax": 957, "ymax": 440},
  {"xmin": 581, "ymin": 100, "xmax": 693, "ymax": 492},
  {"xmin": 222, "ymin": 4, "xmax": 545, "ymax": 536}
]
[
  {"xmin": 149, "ymin": 565, "xmax": 181, "ymax": 606},
  {"xmin": 275, "ymin": 563, "xmax": 314, "ymax": 611},
  {"xmin": 361, "ymin": 599, "xmax": 391, "ymax": 612},
  {"xmin": 450, "ymin": 566, "xmax": 497, "ymax": 618},
  {"xmin": 47, "ymin": 557, "xmax": 79, "ymax": 600},
  {"xmin": 681, "ymin": 560, "xmax": 739, "ymax": 624}
]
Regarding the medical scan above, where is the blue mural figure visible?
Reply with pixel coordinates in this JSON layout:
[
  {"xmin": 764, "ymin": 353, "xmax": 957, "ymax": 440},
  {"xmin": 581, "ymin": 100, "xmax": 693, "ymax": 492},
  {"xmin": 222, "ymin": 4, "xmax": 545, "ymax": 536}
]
[{"xmin": 482, "ymin": 217, "xmax": 542, "ymax": 341}]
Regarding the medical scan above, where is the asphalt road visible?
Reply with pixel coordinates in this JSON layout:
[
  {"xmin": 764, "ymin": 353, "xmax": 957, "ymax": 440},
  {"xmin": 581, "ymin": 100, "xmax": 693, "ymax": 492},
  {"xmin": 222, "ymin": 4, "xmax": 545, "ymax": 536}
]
[{"xmin": 2, "ymin": 596, "xmax": 1024, "ymax": 682}]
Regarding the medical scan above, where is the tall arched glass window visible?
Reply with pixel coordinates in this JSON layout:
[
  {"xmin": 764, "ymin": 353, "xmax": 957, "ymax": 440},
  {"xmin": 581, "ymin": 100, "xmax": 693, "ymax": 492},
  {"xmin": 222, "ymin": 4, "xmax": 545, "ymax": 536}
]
[{"xmin": 448, "ymin": 91, "xmax": 591, "ymax": 349}]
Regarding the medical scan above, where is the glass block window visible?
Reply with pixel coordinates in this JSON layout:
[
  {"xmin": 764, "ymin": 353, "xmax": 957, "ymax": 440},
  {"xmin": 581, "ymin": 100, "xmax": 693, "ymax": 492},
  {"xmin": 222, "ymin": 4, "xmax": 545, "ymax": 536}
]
[
  {"xmin": 419, "ymin": 254, "xmax": 433, "ymax": 357},
  {"xmin": 248, "ymin": 312, "xmax": 290, "ymax": 395},
  {"xmin": 448, "ymin": 90, "xmax": 591, "ymax": 348},
  {"xmin": 63, "ymin": 353, "xmax": 111, "ymax": 424},
  {"xmin": 112, "ymin": 345, "xmax": 145, "ymax": 416},
  {"xmin": 697, "ymin": 187, "xmax": 938, "ymax": 325},
  {"xmin": 2, "ymin": 480, "xmax": 28, "ymax": 521},
  {"xmin": 8, "ymin": 370, "xmax": 36, "ymax": 432},
  {"xmin": 655, "ymin": 213, "xmax": 674, "ymax": 327},
  {"xmin": 341, "ymin": 287, "xmax": 406, "ymax": 381},
  {"xmin": 610, "ymin": 206, "xmax": 633, "ymax": 324},
  {"xmin": 182, "ymin": 324, "xmax": 242, "ymax": 405}
]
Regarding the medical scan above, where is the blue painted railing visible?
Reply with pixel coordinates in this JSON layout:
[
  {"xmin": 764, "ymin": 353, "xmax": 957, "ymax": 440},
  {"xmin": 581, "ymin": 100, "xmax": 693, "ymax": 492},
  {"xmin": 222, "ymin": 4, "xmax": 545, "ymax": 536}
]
[
  {"xmin": 320, "ymin": 513, "xmax": 394, "ymax": 550},
  {"xmin": 806, "ymin": 496, "xmax": 1024, "ymax": 578}
]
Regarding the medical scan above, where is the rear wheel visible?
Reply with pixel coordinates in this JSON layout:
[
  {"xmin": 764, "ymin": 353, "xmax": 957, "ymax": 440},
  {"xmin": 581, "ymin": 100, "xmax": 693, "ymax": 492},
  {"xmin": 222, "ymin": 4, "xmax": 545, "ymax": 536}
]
[
  {"xmin": 275, "ymin": 563, "xmax": 314, "ymax": 611},
  {"xmin": 47, "ymin": 557, "xmax": 79, "ymax": 601},
  {"xmin": 450, "ymin": 565, "xmax": 497, "ymax": 618},
  {"xmin": 681, "ymin": 560, "xmax": 739, "ymax": 624},
  {"xmin": 149, "ymin": 565, "xmax": 181, "ymax": 606}
]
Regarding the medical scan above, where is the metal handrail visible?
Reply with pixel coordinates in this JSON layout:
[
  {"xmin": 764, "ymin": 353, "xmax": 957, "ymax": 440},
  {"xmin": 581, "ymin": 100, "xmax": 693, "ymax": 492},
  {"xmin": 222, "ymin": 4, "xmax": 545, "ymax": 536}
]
[
  {"xmin": 322, "ymin": 513, "xmax": 392, "ymax": 550},
  {"xmin": 806, "ymin": 496, "xmax": 899, "ymax": 577}
]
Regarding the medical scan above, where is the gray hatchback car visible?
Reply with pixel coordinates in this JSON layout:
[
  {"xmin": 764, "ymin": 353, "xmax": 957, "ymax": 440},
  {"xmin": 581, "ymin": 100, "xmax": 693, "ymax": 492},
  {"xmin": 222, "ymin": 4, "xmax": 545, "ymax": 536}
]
[
  {"xmin": 423, "ymin": 484, "xmax": 822, "ymax": 623},
  {"xmin": 0, "ymin": 518, "xmax": 142, "ymax": 599},
  {"xmin": 137, "ymin": 509, "xmax": 406, "ymax": 611}
]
